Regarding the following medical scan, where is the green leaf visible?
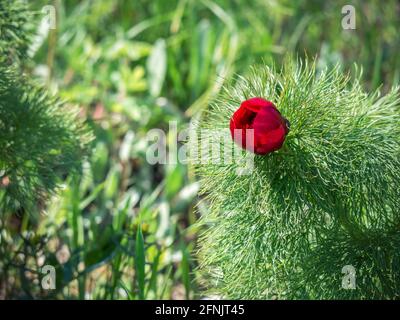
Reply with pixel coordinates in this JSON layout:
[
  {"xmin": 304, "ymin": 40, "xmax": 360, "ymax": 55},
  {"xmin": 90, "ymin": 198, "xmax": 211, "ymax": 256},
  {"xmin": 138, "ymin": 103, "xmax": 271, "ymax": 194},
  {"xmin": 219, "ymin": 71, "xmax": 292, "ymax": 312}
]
[
  {"xmin": 147, "ymin": 39, "xmax": 167, "ymax": 97},
  {"xmin": 165, "ymin": 164, "xmax": 184, "ymax": 199},
  {"xmin": 135, "ymin": 224, "xmax": 146, "ymax": 300},
  {"xmin": 181, "ymin": 243, "xmax": 191, "ymax": 300},
  {"xmin": 146, "ymin": 249, "xmax": 161, "ymax": 298}
]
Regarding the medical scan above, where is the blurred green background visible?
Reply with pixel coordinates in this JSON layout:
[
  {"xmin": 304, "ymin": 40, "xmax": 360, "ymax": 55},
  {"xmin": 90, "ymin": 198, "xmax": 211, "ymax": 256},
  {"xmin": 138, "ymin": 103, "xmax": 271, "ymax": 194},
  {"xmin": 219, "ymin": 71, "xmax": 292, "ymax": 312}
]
[{"xmin": 1, "ymin": 0, "xmax": 399, "ymax": 299}]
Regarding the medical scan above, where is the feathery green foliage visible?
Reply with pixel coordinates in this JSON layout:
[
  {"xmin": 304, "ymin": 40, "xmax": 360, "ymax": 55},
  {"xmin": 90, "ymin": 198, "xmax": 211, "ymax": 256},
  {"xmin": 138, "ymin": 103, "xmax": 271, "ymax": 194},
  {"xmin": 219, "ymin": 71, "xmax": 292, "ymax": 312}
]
[
  {"xmin": 193, "ymin": 59, "xmax": 400, "ymax": 299},
  {"xmin": 0, "ymin": 0, "xmax": 32, "ymax": 62},
  {"xmin": 0, "ymin": 66, "xmax": 91, "ymax": 213},
  {"xmin": 2, "ymin": 0, "xmax": 399, "ymax": 300},
  {"xmin": 0, "ymin": 1, "xmax": 91, "ymax": 214}
]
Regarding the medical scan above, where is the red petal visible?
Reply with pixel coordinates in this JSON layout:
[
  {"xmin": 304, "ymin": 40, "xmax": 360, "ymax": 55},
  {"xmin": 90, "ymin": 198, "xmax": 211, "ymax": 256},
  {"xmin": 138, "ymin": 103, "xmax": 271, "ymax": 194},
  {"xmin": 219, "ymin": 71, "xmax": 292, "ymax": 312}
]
[
  {"xmin": 229, "ymin": 98, "xmax": 288, "ymax": 155},
  {"xmin": 241, "ymin": 97, "xmax": 275, "ymax": 113}
]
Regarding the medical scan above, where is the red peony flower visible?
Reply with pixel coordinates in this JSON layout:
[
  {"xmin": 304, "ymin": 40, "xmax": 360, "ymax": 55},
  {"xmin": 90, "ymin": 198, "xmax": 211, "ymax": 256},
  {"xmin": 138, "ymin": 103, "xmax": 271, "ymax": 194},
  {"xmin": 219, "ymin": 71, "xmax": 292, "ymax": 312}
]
[{"xmin": 229, "ymin": 97, "xmax": 289, "ymax": 155}]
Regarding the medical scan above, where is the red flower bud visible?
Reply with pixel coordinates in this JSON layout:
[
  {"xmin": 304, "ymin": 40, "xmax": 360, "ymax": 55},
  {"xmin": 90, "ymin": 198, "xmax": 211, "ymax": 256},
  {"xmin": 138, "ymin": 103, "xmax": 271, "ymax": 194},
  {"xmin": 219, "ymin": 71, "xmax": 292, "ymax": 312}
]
[{"xmin": 229, "ymin": 98, "xmax": 289, "ymax": 155}]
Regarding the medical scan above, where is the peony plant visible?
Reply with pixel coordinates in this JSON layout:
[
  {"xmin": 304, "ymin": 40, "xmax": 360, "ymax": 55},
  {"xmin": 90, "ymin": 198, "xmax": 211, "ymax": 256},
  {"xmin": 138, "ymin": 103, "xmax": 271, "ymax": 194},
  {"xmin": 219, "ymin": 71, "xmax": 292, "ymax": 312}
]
[
  {"xmin": 0, "ymin": 0, "xmax": 91, "ymax": 214},
  {"xmin": 192, "ymin": 59, "xmax": 400, "ymax": 299}
]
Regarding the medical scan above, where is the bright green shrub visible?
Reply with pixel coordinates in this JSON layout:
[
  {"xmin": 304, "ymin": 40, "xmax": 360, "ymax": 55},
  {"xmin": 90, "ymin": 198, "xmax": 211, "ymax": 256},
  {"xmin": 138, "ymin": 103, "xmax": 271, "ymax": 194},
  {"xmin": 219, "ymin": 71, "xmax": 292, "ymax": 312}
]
[
  {"xmin": 0, "ymin": 1, "xmax": 91, "ymax": 214},
  {"xmin": 194, "ymin": 59, "xmax": 400, "ymax": 299}
]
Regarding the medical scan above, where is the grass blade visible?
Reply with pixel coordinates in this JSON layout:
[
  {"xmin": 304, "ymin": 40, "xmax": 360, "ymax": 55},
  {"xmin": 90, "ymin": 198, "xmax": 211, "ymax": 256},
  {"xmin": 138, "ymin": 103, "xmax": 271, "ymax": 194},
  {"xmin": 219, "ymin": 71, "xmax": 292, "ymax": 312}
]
[{"xmin": 135, "ymin": 224, "xmax": 146, "ymax": 300}]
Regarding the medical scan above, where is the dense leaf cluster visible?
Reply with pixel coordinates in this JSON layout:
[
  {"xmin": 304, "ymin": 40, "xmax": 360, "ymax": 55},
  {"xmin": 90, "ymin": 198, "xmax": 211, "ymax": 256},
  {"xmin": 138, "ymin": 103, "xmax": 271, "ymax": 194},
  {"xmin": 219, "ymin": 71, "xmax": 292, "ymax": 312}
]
[
  {"xmin": 194, "ymin": 59, "xmax": 400, "ymax": 299},
  {"xmin": 0, "ymin": 1, "xmax": 91, "ymax": 214},
  {"xmin": 0, "ymin": 0, "xmax": 32, "ymax": 62}
]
